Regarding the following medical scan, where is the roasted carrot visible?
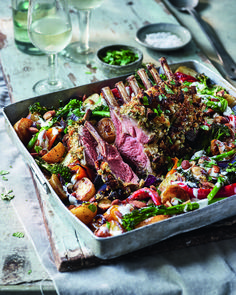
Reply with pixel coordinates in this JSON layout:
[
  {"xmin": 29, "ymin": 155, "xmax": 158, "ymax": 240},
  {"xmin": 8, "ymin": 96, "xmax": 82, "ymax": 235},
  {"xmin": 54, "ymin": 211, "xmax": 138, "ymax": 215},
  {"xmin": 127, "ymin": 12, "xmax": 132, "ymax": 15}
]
[
  {"xmin": 68, "ymin": 161, "xmax": 94, "ymax": 181},
  {"xmin": 166, "ymin": 157, "xmax": 179, "ymax": 177},
  {"xmin": 45, "ymin": 127, "xmax": 63, "ymax": 150}
]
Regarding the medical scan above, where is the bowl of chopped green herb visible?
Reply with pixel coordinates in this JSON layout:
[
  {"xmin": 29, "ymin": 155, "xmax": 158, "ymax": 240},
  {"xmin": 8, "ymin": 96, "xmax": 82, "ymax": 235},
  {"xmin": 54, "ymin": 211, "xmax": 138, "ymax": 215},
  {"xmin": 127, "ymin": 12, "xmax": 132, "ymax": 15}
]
[{"xmin": 96, "ymin": 44, "xmax": 143, "ymax": 77}]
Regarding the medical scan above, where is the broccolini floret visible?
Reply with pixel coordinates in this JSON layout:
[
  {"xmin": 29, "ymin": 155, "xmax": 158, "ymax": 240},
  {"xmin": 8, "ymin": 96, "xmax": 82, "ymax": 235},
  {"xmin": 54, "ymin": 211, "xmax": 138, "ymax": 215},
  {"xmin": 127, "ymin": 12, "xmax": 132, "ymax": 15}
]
[
  {"xmin": 28, "ymin": 102, "xmax": 49, "ymax": 115},
  {"xmin": 55, "ymin": 99, "xmax": 83, "ymax": 120},
  {"xmin": 35, "ymin": 158, "xmax": 72, "ymax": 182}
]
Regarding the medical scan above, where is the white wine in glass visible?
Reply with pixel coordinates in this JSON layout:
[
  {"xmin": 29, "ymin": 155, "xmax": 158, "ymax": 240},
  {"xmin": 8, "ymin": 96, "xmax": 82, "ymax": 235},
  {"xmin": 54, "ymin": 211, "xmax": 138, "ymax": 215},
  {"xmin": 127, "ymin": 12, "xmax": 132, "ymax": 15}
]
[
  {"xmin": 28, "ymin": 0, "xmax": 72, "ymax": 94},
  {"xmin": 62, "ymin": 0, "xmax": 104, "ymax": 63}
]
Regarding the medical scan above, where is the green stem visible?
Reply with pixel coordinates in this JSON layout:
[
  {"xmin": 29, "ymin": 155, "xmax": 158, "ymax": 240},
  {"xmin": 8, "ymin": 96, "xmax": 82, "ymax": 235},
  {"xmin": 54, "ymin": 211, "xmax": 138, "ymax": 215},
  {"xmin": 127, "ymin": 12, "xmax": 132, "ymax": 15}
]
[
  {"xmin": 211, "ymin": 149, "xmax": 236, "ymax": 161},
  {"xmin": 122, "ymin": 202, "xmax": 200, "ymax": 231},
  {"xmin": 27, "ymin": 133, "xmax": 39, "ymax": 149},
  {"xmin": 207, "ymin": 177, "xmax": 225, "ymax": 201}
]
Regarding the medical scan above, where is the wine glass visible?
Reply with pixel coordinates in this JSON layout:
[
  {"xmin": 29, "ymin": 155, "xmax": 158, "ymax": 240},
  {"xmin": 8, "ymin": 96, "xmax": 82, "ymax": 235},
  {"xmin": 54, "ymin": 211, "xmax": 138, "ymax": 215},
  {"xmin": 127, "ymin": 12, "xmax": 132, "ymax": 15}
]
[
  {"xmin": 28, "ymin": 0, "xmax": 72, "ymax": 94},
  {"xmin": 62, "ymin": 0, "xmax": 104, "ymax": 63}
]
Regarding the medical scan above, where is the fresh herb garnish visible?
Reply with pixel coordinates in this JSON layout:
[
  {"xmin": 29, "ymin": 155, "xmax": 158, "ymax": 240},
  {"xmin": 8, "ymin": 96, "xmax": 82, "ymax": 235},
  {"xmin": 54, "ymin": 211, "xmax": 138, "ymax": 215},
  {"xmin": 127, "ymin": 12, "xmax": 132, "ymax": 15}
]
[
  {"xmin": 158, "ymin": 94, "xmax": 166, "ymax": 101},
  {"xmin": 28, "ymin": 102, "xmax": 49, "ymax": 115},
  {"xmin": 0, "ymin": 170, "xmax": 9, "ymax": 176},
  {"xmin": 183, "ymin": 81, "xmax": 192, "ymax": 86},
  {"xmin": 88, "ymin": 203, "xmax": 97, "ymax": 213},
  {"xmin": 13, "ymin": 232, "xmax": 25, "ymax": 238},
  {"xmin": 142, "ymin": 96, "xmax": 149, "ymax": 106},
  {"xmin": 91, "ymin": 104, "xmax": 110, "ymax": 118},
  {"xmin": 106, "ymin": 221, "xmax": 111, "ymax": 230},
  {"xmin": 200, "ymin": 125, "xmax": 210, "ymax": 131},
  {"xmin": 34, "ymin": 146, "xmax": 43, "ymax": 154},
  {"xmin": 203, "ymin": 159, "xmax": 217, "ymax": 168},
  {"xmin": 0, "ymin": 170, "xmax": 10, "ymax": 181},
  {"xmin": 1, "ymin": 189, "xmax": 14, "ymax": 201},
  {"xmin": 56, "ymin": 99, "xmax": 83, "ymax": 121},
  {"xmin": 164, "ymin": 84, "xmax": 174, "ymax": 94},
  {"xmin": 204, "ymin": 97, "xmax": 228, "ymax": 113},
  {"xmin": 160, "ymin": 73, "xmax": 167, "ymax": 81},
  {"xmin": 197, "ymin": 73, "xmax": 225, "ymax": 96},
  {"xmin": 102, "ymin": 49, "xmax": 139, "ymax": 66},
  {"xmin": 153, "ymin": 105, "xmax": 163, "ymax": 116}
]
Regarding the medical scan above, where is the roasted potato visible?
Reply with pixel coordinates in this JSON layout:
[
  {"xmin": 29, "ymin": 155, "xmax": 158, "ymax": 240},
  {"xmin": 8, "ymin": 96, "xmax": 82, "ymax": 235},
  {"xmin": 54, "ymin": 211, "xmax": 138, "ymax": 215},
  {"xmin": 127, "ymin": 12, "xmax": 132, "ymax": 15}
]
[
  {"xmin": 97, "ymin": 118, "xmax": 116, "ymax": 144},
  {"xmin": 158, "ymin": 172, "xmax": 178, "ymax": 192},
  {"xmin": 82, "ymin": 93, "xmax": 100, "ymax": 110},
  {"xmin": 223, "ymin": 93, "xmax": 236, "ymax": 107},
  {"xmin": 98, "ymin": 198, "xmax": 112, "ymax": 211},
  {"xmin": 14, "ymin": 118, "xmax": 33, "ymax": 146},
  {"xmin": 49, "ymin": 174, "xmax": 67, "ymax": 201},
  {"xmin": 70, "ymin": 202, "xmax": 97, "ymax": 225},
  {"xmin": 174, "ymin": 66, "xmax": 198, "ymax": 77},
  {"xmin": 74, "ymin": 177, "xmax": 96, "ymax": 201},
  {"xmin": 161, "ymin": 184, "xmax": 190, "ymax": 205},
  {"xmin": 42, "ymin": 142, "xmax": 66, "ymax": 163},
  {"xmin": 135, "ymin": 215, "xmax": 169, "ymax": 229}
]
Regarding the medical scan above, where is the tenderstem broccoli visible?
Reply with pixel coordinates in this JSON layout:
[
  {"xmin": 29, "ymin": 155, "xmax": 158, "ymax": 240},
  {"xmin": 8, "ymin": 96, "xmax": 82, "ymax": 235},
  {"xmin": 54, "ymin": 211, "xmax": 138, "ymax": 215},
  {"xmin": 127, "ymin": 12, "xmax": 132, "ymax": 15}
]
[
  {"xmin": 35, "ymin": 158, "xmax": 72, "ymax": 182},
  {"xmin": 122, "ymin": 203, "xmax": 199, "ymax": 231}
]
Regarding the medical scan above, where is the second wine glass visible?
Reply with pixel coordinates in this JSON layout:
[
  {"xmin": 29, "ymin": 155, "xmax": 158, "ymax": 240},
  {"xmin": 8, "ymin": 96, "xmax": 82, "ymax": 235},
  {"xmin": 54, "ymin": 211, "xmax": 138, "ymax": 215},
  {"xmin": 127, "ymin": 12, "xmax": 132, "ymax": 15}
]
[
  {"xmin": 28, "ymin": 0, "xmax": 72, "ymax": 94},
  {"xmin": 62, "ymin": 0, "xmax": 104, "ymax": 63}
]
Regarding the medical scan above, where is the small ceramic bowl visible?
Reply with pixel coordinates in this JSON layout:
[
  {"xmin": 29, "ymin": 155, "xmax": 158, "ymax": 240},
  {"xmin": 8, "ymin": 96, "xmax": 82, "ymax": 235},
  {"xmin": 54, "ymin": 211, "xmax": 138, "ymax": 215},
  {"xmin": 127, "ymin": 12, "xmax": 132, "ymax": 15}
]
[
  {"xmin": 136, "ymin": 23, "xmax": 192, "ymax": 51},
  {"xmin": 96, "ymin": 44, "xmax": 143, "ymax": 77}
]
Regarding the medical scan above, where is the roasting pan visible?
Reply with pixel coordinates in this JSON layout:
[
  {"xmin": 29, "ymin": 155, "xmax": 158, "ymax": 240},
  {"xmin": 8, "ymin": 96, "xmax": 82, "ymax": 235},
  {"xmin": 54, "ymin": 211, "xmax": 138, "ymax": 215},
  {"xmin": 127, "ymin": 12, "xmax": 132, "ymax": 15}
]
[{"xmin": 3, "ymin": 60, "xmax": 236, "ymax": 260}]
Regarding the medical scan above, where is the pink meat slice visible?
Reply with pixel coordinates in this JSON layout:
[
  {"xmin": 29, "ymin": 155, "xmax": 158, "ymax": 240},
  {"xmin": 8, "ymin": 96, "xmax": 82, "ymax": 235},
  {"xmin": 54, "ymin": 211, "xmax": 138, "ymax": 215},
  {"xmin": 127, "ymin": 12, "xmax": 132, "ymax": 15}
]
[
  {"xmin": 84, "ymin": 121, "xmax": 139, "ymax": 184},
  {"xmin": 111, "ymin": 109, "xmax": 153, "ymax": 176}
]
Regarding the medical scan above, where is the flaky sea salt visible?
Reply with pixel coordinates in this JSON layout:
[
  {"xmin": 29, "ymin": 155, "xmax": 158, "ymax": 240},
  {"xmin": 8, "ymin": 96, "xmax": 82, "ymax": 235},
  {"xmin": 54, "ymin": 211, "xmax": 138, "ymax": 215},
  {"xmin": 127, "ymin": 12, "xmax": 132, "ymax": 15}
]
[{"xmin": 145, "ymin": 32, "xmax": 183, "ymax": 48}]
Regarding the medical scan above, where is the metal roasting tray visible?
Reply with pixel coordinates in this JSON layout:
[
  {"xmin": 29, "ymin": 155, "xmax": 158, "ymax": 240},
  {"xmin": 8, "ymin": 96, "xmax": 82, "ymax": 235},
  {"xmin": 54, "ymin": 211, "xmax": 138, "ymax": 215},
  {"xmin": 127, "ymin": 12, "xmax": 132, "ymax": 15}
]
[{"xmin": 3, "ymin": 60, "xmax": 236, "ymax": 260}]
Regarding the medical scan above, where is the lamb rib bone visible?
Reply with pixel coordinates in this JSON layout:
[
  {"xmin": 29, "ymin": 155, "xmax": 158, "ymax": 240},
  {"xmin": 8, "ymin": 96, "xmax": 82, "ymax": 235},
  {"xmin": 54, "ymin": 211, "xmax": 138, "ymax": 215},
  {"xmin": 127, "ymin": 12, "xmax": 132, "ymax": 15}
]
[
  {"xmin": 146, "ymin": 63, "xmax": 163, "ymax": 85},
  {"xmin": 102, "ymin": 86, "xmax": 119, "ymax": 107},
  {"xmin": 159, "ymin": 56, "xmax": 176, "ymax": 81},
  {"xmin": 115, "ymin": 81, "xmax": 130, "ymax": 104},
  {"xmin": 126, "ymin": 75, "xmax": 140, "ymax": 96},
  {"xmin": 137, "ymin": 68, "xmax": 153, "ymax": 90}
]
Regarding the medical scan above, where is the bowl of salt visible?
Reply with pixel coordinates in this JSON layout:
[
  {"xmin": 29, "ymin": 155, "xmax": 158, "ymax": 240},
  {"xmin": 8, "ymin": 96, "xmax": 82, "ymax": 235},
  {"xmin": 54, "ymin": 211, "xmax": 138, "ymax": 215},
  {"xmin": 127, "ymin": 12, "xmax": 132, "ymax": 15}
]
[{"xmin": 136, "ymin": 23, "xmax": 192, "ymax": 51}]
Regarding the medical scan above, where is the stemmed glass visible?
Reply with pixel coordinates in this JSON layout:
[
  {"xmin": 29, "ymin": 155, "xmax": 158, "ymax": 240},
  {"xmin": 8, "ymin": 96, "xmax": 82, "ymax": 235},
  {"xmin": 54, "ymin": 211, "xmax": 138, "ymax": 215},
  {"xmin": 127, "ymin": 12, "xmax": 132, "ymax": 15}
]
[
  {"xmin": 28, "ymin": 0, "xmax": 72, "ymax": 94},
  {"xmin": 62, "ymin": 0, "xmax": 104, "ymax": 63}
]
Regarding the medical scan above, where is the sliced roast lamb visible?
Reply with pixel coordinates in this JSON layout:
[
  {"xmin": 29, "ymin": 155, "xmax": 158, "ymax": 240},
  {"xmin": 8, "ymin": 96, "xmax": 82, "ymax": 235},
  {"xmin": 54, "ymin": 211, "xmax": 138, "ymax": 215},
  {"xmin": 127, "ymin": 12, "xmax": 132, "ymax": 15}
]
[
  {"xmin": 80, "ymin": 126, "xmax": 98, "ymax": 167},
  {"xmin": 84, "ymin": 121, "xmax": 139, "ymax": 184},
  {"xmin": 110, "ymin": 108, "xmax": 154, "ymax": 177}
]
